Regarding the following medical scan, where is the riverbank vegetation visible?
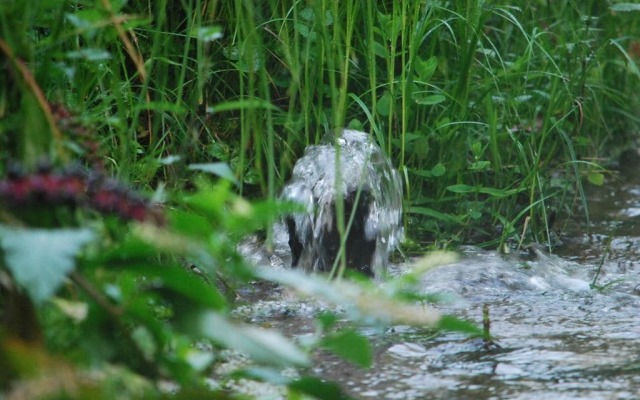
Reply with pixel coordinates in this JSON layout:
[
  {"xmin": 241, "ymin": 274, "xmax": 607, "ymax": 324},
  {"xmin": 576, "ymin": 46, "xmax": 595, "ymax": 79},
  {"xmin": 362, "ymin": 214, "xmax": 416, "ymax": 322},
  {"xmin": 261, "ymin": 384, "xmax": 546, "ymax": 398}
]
[{"xmin": 1, "ymin": 0, "xmax": 639, "ymax": 398}]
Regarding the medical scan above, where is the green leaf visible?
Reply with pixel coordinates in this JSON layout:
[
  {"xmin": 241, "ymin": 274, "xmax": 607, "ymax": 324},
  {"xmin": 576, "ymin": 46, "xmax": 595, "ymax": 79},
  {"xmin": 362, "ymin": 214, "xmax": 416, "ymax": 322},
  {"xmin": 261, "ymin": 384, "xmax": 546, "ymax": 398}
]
[
  {"xmin": 193, "ymin": 25, "xmax": 223, "ymax": 41},
  {"xmin": 372, "ymin": 41, "xmax": 388, "ymax": 58},
  {"xmin": 134, "ymin": 101, "xmax": 187, "ymax": 113},
  {"xmin": 376, "ymin": 92, "xmax": 392, "ymax": 117},
  {"xmin": 66, "ymin": 48, "xmax": 112, "ymax": 61},
  {"xmin": 316, "ymin": 312, "xmax": 339, "ymax": 330},
  {"xmin": 437, "ymin": 315, "xmax": 483, "ymax": 337},
  {"xmin": 469, "ymin": 160, "xmax": 491, "ymax": 171},
  {"xmin": 169, "ymin": 209, "xmax": 213, "ymax": 238},
  {"xmin": 107, "ymin": 0, "xmax": 127, "ymax": 11},
  {"xmin": 289, "ymin": 376, "xmax": 353, "ymax": 400},
  {"xmin": 446, "ymin": 184, "xmax": 520, "ymax": 198},
  {"xmin": 431, "ymin": 163, "xmax": 446, "ymax": 177},
  {"xmin": 66, "ymin": 10, "xmax": 104, "ymax": 29},
  {"xmin": 92, "ymin": 235, "xmax": 159, "ymax": 264},
  {"xmin": 294, "ymin": 22, "xmax": 316, "ymax": 39},
  {"xmin": 415, "ymin": 56, "xmax": 438, "ymax": 80},
  {"xmin": 206, "ymin": 99, "xmax": 279, "ymax": 114},
  {"xmin": 207, "ymin": 141, "xmax": 231, "ymax": 161},
  {"xmin": 469, "ymin": 210, "xmax": 482, "ymax": 220},
  {"xmin": 256, "ymin": 268, "xmax": 350, "ymax": 305},
  {"xmin": 131, "ymin": 264, "xmax": 227, "ymax": 310},
  {"xmin": 232, "ymin": 367, "xmax": 292, "ymax": 385},
  {"xmin": 411, "ymin": 169, "xmax": 432, "ymax": 178},
  {"xmin": 477, "ymin": 186, "xmax": 521, "ymax": 198},
  {"xmin": 188, "ymin": 162, "xmax": 238, "ymax": 185},
  {"xmin": 446, "ymin": 184, "xmax": 475, "ymax": 193},
  {"xmin": 413, "ymin": 94, "xmax": 446, "ymax": 105},
  {"xmin": 256, "ymin": 267, "xmax": 441, "ymax": 327},
  {"xmin": 0, "ymin": 226, "xmax": 95, "ymax": 304},
  {"xmin": 194, "ymin": 311, "xmax": 309, "ymax": 367},
  {"xmin": 409, "ymin": 207, "xmax": 463, "ymax": 224},
  {"xmin": 587, "ymin": 172, "xmax": 605, "ymax": 186},
  {"xmin": 321, "ymin": 329, "xmax": 372, "ymax": 368},
  {"xmin": 610, "ymin": 3, "xmax": 640, "ymax": 12},
  {"xmin": 182, "ymin": 184, "xmax": 230, "ymax": 218}
]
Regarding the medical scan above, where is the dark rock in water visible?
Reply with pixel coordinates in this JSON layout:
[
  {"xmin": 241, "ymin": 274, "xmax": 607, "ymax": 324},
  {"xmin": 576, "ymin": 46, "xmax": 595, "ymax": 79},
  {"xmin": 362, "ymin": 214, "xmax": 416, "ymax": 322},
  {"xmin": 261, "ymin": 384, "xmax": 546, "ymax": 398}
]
[
  {"xmin": 281, "ymin": 129, "xmax": 403, "ymax": 277},
  {"xmin": 618, "ymin": 148, "xmax": 640, "ymax": 179}
]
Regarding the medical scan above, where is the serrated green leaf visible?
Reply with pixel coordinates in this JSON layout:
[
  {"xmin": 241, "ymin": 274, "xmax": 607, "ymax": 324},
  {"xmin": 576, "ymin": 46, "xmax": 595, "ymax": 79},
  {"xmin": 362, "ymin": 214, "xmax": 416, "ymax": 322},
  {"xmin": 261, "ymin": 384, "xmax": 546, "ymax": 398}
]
[
  {"xmin": 0, "ymin": 226, "xmax": 95, "ymax": 304},
  {"xmin": 321, "ymin": 329, "xmax": 372, "ymax": 368}
]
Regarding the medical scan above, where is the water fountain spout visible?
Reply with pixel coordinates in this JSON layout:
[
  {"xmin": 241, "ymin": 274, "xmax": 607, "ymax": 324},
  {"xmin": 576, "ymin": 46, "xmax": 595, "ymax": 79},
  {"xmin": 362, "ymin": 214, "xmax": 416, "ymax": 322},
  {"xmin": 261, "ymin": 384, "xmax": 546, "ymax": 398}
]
[{"xmin": 281, "ymin": 129, "xmax": 403, "ymax": 277}]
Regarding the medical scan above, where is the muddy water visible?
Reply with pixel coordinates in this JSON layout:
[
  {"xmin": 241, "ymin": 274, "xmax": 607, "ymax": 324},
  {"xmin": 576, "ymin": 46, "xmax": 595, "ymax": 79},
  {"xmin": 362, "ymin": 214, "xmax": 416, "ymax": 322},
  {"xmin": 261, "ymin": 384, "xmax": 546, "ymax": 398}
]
[{"xmin": 236, "ymin": 169, "xmax": 640, "ymax": 400}]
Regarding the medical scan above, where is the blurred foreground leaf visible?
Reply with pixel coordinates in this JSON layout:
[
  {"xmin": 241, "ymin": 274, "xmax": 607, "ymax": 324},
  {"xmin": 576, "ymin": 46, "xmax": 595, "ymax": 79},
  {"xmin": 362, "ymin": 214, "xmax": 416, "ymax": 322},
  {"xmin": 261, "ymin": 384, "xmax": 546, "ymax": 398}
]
[
  {"xmin": 256, "ymin": 267, "xmax": 441, "ymax": 326},
  {"xmin": 289, "ymin": 376, "xmax": 354, "ymax": 400},
  {"xmin": 321, "ymin": 329, "xmax": 372, "ymax": 368},
  {"xmin": 0, "ymin": 226, "xmax": 95, "ymax": 304},
  {"xmin": 188, "ymin": 162, "xmax": 239, "ymax": 185},
  {"xmin": 437, "ymin": 315, "xmax": 484, "ymax": 337},
  {"xmin": 610, "ymin": 3, "xmax": 640, "ymax": 12},
  {"xmin": 194, "ymin": 311, "xmax": 309, "ymax": 367}
]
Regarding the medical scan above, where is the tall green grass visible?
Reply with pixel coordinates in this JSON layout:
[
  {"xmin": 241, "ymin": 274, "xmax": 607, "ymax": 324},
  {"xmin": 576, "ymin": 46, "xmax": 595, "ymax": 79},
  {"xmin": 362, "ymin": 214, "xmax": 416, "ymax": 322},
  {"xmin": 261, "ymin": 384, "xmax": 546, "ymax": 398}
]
[{"xmin": 2, "ymin": 0, "xmax": 640, "ymax": 247}]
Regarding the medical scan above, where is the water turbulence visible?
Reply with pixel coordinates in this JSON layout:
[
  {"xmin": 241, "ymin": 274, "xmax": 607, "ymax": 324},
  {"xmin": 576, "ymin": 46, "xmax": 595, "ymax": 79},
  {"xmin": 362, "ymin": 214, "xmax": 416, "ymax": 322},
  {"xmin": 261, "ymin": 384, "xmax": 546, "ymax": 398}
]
[
  {"xmin": 234, "ymin": 155, "xmax": 640, "ymax": 399},
  {"xmin": 281, "ymin": 129, "xmax": 403, "ymax": 276}
]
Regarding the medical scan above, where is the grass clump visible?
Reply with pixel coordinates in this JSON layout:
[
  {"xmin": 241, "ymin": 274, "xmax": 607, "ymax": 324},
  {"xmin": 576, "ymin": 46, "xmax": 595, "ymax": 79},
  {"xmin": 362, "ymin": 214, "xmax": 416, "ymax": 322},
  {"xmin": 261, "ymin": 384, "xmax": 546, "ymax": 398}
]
[{"xmin": 3, "ymin": 1, "xmax": 639, "ymax": 246}]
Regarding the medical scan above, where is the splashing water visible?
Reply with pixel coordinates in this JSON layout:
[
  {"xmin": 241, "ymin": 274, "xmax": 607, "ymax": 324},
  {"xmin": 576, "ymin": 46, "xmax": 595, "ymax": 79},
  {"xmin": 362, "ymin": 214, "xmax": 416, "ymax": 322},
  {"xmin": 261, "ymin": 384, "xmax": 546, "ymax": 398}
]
[{"xmin": 281, "ymin": 129, "xmax": 403, "ymax": 277}]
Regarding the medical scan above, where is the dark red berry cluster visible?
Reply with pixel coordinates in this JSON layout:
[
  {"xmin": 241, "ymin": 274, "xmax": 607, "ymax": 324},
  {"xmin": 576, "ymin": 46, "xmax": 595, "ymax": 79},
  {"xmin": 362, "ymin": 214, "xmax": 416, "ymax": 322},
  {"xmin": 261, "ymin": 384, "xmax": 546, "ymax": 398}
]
[{"xmin": 0, "ymin": 161, "xmax": 164, "ymax": 224}]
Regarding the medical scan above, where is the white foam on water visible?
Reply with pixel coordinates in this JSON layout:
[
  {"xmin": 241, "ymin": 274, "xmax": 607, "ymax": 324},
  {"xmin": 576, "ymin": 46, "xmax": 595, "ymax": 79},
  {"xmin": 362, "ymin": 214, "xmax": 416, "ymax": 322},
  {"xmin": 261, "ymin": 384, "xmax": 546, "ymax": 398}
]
[{"xmin": 281, "ymin": 129, "xmax": 404, "ymax": 276}]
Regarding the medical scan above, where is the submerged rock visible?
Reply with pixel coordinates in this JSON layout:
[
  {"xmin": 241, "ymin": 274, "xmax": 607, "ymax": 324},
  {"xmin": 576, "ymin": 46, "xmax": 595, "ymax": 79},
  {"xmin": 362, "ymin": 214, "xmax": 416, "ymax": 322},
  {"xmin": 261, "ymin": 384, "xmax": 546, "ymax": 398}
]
[{"xmin": 281, "ymin": 129, "xmax": 403, "ymax": 277}]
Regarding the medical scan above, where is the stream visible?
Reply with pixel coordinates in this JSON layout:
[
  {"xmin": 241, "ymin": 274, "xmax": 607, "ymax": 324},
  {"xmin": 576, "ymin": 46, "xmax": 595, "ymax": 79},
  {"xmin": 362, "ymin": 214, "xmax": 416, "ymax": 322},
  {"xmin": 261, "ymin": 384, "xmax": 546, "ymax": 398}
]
[{"xmin": 233, "ymin": 162, "xmax": 640, "ymax": 399}]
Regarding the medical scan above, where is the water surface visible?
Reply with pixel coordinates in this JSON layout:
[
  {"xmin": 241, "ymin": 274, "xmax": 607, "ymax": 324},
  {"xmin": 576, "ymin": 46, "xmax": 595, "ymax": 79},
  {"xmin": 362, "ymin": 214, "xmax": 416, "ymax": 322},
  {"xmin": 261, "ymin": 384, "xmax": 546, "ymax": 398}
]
[{"xmin": 234, "ymin": 166, "xmax": 640, "ymax": 399}]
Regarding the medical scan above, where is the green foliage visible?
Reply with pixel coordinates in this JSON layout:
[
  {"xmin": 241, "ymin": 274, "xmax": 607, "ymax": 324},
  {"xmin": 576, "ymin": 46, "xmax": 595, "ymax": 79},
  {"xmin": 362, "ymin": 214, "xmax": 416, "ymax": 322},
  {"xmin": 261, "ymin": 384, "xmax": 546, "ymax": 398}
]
[
  {"xmin": 320, "ymin": 328, "xmax": 372, "ymax": 368},
  {"xmin": 2, "ymin": 0, "xmax": 638, "ymax": 246},
  {"xmin": 0, "ymin": 227, "xmax": 95, "ymax": 304},
  {"xmin": 0, "ymin": 172, "xmax": 461, "ymax": 397}
]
